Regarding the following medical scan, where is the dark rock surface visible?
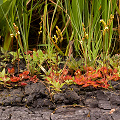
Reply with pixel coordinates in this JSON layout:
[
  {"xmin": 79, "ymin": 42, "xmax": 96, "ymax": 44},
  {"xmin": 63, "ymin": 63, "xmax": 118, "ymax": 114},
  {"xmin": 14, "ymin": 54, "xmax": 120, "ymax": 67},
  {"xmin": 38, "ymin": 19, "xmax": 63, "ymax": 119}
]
[
  {"xmin": 0, "ymin": 81, "xmax": 120, "ymax": 120},
  {"xmin": 0, "ymin": 106, "xmax": 52, "ymax": 120}
]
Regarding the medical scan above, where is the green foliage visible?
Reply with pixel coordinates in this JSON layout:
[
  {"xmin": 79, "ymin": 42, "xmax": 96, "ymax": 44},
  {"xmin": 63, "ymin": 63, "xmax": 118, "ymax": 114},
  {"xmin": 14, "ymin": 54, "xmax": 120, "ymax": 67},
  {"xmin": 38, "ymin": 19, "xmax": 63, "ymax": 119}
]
[
  {"xmin": 45, "ymin": 68, "xmax": 69, "ymax": 92},
  {"xmin": 0, "ymin": 0, "xmax": 16, "ymax": 51},
  {"xmin": 0, "ymin": 68, "xmax": 10, "ymax": 87},
  {"xmin": 62, "ymin": 0, "xmax": 117, "ymax": 65},
  {"xmin": 0, "ymin": 0, "xmax": 42, "ymax": 53},
  {"xmin": 9, "ymin": 48, "xmax": 23, "ymax": 62},
  {"xmin": 0, "ymin": 67, "xmax": 39, "ymax": 88},
  {"xmin": 0, "ymin": 0, "xmax": 119, "ymax": 92},
  {"xmin": 0, "ymin": 47, "xmax": 10, "ymax": 62},
  {"xmin": 107, "ymin": 54, "xmax": 120, "ymax": 77},
  {"xmin": 25, "ymin": 45, "xmax": 63, "ymax": 76},
  {"xmin": 47, "ymin": 78, "xmax": 65, "ymax": 92}
]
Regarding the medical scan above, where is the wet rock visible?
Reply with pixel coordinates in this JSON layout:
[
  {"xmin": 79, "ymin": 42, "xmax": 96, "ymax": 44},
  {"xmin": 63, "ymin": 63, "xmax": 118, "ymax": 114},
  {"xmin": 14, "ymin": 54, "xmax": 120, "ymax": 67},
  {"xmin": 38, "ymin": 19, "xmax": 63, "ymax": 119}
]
[
  {"xmin": 75, "ymin": 108, "xmax": 90, "ymax": 116},
  {"xmin": 24, "ymin": 82, "xmax": 48, "ymax": 97},
  {"xmin": 97, "ymin": 90, "xmax": 109, "ymax": 101},
  {"xmin": 0, "ymin": 81, "xmax": 120, "ymax": 120},
  {"xmin": 54, "ymin": 90, "xmax": 80, "ymax": 105},
  {"xmin": 22, "ymin": 82, "xmax": 49, "ymax": 105},
  {"xmin": 98, "ymin": 100, "xmax": 111, "ymax": 110},
  {"xmin": 54, "ymin": 93, "xmax": 65, "ymax": 104},
  {"xmin": 90, "ymin": 108, "xmax": 102, "ymax": 119},
  {"xmin": 110, "ymin": 94, "xmax": 120, "ymax": 105},
  {"xmin": 64, "ymin": 90, "xmax": 80, "ymax": 104},
  {"xmin": 110, "ymin": 80, "xmax": 120, "ymax": 90},
  {"xmin": 32, "ymin": 98, "xmax": 53, "ymax": 108},
  {"xmin": 0, "ymin": 106, "xmax": 52, "ymax": 120},
  {"xmin": 84, "ymin": 98, "xmax": 98, "ymax": 108},
  {"xmin": 51, "ymin": 107, "xmax": 90, "ymax": 120},
  {"xmin": 0, "ymin": 88, "xmax": 23, "ymax": 106},
  {"xmin": 112, "ymin": 107, "xmax": 120, "ymax": 120},
  {"xmin": 97, "ymin": 115, "xmax": 113, "ymax": 120},
  {"xmin": 68, "ymin": 84, "xmax": 82, "ymax": 95}
]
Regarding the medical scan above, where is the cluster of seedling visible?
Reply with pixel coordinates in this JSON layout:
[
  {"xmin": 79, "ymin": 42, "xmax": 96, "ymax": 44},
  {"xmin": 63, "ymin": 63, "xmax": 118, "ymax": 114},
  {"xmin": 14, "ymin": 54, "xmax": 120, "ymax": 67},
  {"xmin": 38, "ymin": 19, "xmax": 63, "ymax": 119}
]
[
  {"xmin": 74, "ymin": 66, "xmax": 119, "ymax": 89},
  {"xmin": 0, "ymin": 67, "xmax": 38, "ymax": 88},
  {"xmin": 0, "ymin": 48, "xmax": 120, "ymax": 91},
  {"xmin": 46, "ymin": 65, "xmax": 120, "ymax": 91}
]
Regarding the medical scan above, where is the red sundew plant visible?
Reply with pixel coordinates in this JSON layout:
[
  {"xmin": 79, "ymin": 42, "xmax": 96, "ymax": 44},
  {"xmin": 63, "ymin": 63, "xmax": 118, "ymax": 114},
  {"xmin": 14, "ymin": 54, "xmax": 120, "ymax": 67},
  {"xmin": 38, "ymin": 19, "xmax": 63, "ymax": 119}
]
[
  {"xmin": 8, "ymin": 68, "xmax": 15, "ymax": 76},
  {"xmin": 29, "ymin": 75, "xmax": 38, "ymax": 83},
  {"xmin": 74, "ymin": 66, "xmax": 120, "ymax": 89},
  {"xmin": 10, "ymin": 76, "xmax": 20, "ymax": 82},
  {"xmin": 45, "ymin": 66, "xmax": 120, "ymax": 90},
  {"xmin": 20, "ymin": 82, "xmax": 27, "ymax": 86},
  {"xmin": 45, "ymin": 68, "xmax": 74, "ymax": 91},
  {"xmin": 6, "ymin": 68, "xmax": 39, "ymax": 87},
  {"xmin": 46, "ymin": 69, "xmax": 72, "ymax": 83},
  {"xmin": 24, "ymin": 50, "xmax": 33, "ymax": 55}
]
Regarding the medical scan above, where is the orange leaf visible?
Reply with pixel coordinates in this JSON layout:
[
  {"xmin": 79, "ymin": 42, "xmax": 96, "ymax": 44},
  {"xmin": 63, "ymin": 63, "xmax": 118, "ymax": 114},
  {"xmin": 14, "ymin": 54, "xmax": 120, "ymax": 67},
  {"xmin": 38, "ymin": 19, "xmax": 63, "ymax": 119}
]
[
  {"xmin": 75, "ymin": 69, "xmax": 81, "ymax": 75},
  {"xmin": 21, "ymin": 82, "xmax": 27, "ymax": 86},
  {"xmin": 82, "ymin": 83, "xmax": 89, "ymax": 87},
  {"xmin": 8, "ymin": 68, "xmax": 15, "ymax": 74},
  {"xmin": 10, "ymin": 77, "xmax": 20, "ymax": 82},
  {"xmin": 113, "ymin": 68, "xmax": 117, "ymax": 73}
]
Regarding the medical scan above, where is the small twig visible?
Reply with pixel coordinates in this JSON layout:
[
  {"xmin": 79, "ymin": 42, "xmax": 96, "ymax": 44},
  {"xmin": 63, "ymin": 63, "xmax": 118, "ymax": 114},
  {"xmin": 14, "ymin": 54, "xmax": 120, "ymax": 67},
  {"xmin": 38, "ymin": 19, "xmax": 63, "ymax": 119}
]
[
  {"xmin": 26, "ymin": 0, "xmax": 31, "ymax": 6},
  {"xmin": 62, "ymin": 40, "xmax": 74, "ymax": 71},
  {"xmin": 52, "ymin": 104, "xmax": 86, "ymax": 114},
  {"xmin": 17, "ymin": 39, "xmax": 19, "ymax": 74},
  {"xmin": 61, "ymin": 18, "xmax": 70, "ymax": 34},
  {"xmin": 49, "ymin": 0, "xmax": 71, "ymax": 36},
  {"xmin": 38, "ymin": 63, "xmax": 47, "ymax": 75}
]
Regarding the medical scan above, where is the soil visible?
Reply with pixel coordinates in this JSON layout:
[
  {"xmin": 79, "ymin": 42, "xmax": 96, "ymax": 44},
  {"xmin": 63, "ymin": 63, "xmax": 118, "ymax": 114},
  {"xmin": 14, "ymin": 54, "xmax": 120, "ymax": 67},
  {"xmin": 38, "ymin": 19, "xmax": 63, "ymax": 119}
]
[
  {"xmin": 0, "ymin": 51, "xmax": 120, "ymax": 120},
  {"xmin": 0, "ymin": 81, "xmax": 119, "ymax": 120}
]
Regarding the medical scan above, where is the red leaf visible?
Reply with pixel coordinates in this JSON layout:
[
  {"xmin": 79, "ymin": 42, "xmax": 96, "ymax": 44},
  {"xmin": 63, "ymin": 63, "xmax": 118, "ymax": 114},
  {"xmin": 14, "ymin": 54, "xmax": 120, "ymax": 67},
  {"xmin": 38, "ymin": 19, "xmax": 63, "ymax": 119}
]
[
  {"xmin": 86, "ymin": 66, "xmax": 94, "ymax": 71},
  {"xmin": 10, "ymin": 77, "xmax": 20, "ymax": 82},
  {"xmin": 8, "ymin": 68, "xmax": 15, "ymax": 74},
  {"xmin": 23, "ymin": 71, "xmax": 29, "ymax": 75},
  {"xmin": 21, "ymin": 82, "xmax": 27, "ymax": 86},
  {"xmin": 30, "ymin": 76, "xmax": 39, "ymax": 83},
  {"xmin": 64, "ymin": 75, "xmax": 73, "ymax": 80},
  {"xmin": 109, "ymin": 69, "xmax": 113, "ymax": 74},
  {"xmin": 113, "ymin": 68, "xmax": 117, "ymax": 73},
  {"xmin": 74, "ymin": 76, "xmax": 85, "ymax": 85},
  {"xmin": 99, "ymin": 78, "xmax": 106, "ymax": 83},
  {"xmin": 24, "ymin": 50, "xmax": 32, "ymax": 55},
  {"xmin": 75, "ymin": 69, "xmax": 81, "ymax": 75},
  {"xmin": 99, "ymin": 67, "xmax": 108, "ymax": 74},
  {"xmin": 82, "ymin": 83, "xmax": 89, "ymax": 87},
  {"xmin": 83, "ymin": 66, "xmax": 94, "ymax": 71},
  {"xmin": 90, "ymin": 81, "xmax": 96, "ymax": 85},
  {"xmin": 92, "ymin": 84, "xmax": 99, "ymax": 88},
  {"xmin": 32, "ymin": 75, "xmax": 37, "ymax": 79},
  {"xmin": 19, "ymin": 73, "xmax": 23, "ymax": 78},
  {"xmin": 94, "ymin": 72, "xmax": 102, "ymax": 78},
  {"xmin": 8, "ymin": 68, "xmax": 11, "ymax": 73},
  {"xmin": 86, "ymin": 79, "xmax": 92, "ymax": 84},
  {"xmin": 96, "ymin": 80, "xmax": 102, "ymax": 84},
  {"xmin": 62, "ymin": 69, "xmax": 68, "ymax": 75},
  {"xmin": 42, "ymin": 50, "xmax": 46, "ymax": 54},
  {"xmin": 19, "ymin": 73, "xmax": 29, "ymax": 79},
  {"xmin": 101, "ymin": 84, "xmax": 109, "ymax": 89}
]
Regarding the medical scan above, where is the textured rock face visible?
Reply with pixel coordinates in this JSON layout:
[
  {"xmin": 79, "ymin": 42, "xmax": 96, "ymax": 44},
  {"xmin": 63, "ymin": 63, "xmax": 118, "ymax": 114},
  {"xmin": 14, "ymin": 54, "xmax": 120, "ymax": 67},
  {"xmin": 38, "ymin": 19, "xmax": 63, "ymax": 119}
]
[
  {"xmin": 0, "ymin": 82, "xmax": 119, "ymax": 120},
  {"xmin": 0, "ymin": 106, "xmax": 52, "ymax": 120},
  {"xmin": 0, "ymin": 106, "xmax": 119, "ymax": 120}
]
